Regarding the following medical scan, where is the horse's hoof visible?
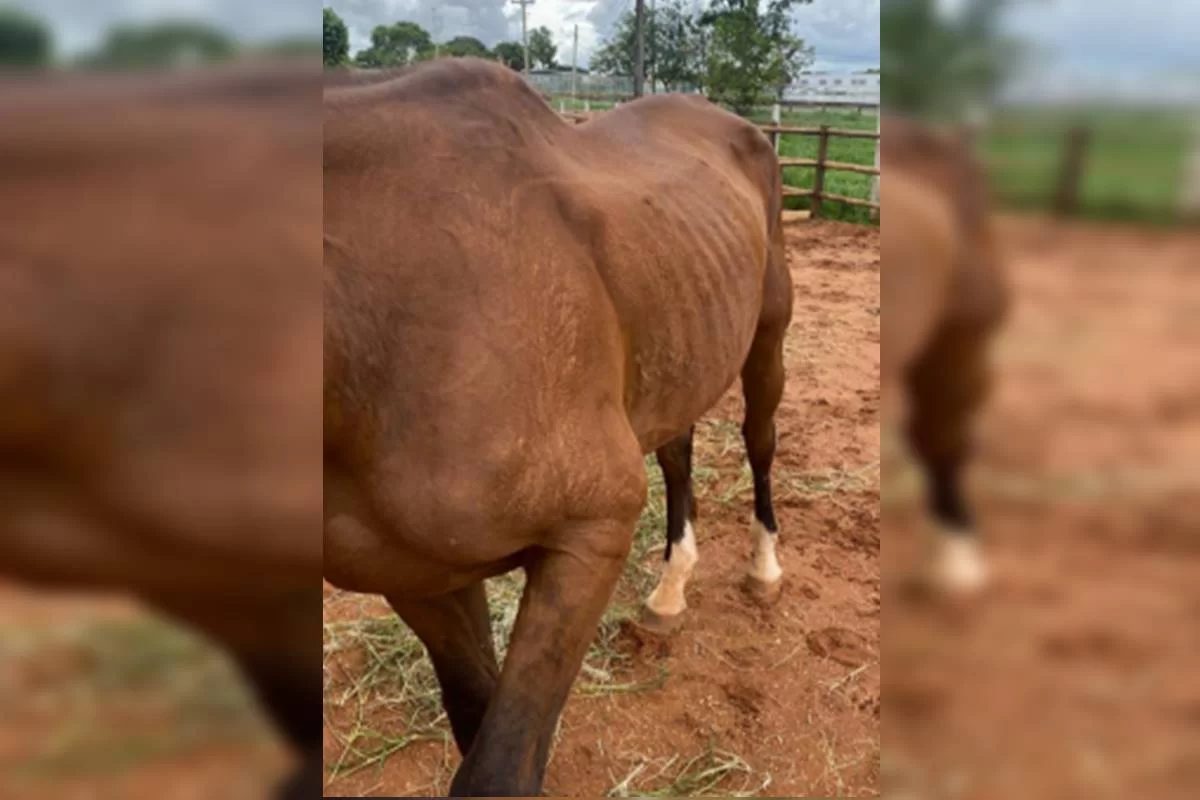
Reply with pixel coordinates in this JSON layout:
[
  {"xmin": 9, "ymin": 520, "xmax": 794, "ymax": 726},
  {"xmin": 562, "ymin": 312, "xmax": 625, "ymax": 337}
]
[
  {"xmin": 743, "ymin": 574, "xmax": 783, "ymax": 604},
  {"xmin": 638, "ymin": 605, "xmax": 685, "ymax": 634},
  {"xmin": 925, "ymin": 535, "xmax": 989, "ymax": 596},
  {"xmin": 275, "ymin": 758, "xmax": 321, "ymax": 800}
]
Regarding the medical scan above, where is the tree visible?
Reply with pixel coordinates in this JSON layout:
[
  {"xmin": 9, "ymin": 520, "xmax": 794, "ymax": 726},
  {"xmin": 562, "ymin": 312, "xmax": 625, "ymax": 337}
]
[
  {"xmin": 591, "ymin": 1, "xmax": 703, "ymax": 91},
  {"xmin": 80, "ymin": 21, "xmax": 235, "ymax": 69},
  {"xmin": 323, "ymin": 7, "xmax": 349, "ymax": 67},
  {"xmin": 0, "ymin": 6, "xmax": 51, "ymax": 67},
  {"xmin": 701, "ymin": 0, "xmax": 813, "ymax": 112},
  {"xmin": 528, "ymin": 26, "xmax": 557, "ymax": 69},
  {"xmin": 354, "ymin": 21, "xmax": 432, "ymax": 68},
  {"xmin": 654, "ymin": 0, "xmax": 706, "ymax": 91},
  {"xmin": 265, "ymin": 37, "xmax": 322, "ymax": 58},
  {"xmin": 589, "ymin": 12, "xmax": 639, "ymax": 77},
  {"xmin": 882, "ymin": 0, "xmax": 1019, "ymax": 115},
  {"xmin": 441, "ymin": 35, "xmax": 490, "ymax": 59},
  {"xmin": 493, "ymin": 41, "xmax": 525, "ymax": 70}
]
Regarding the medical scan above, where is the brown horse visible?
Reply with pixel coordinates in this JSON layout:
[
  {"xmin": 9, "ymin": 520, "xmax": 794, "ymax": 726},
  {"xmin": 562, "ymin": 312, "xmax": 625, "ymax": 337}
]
[
  {"xmin": 323, "ymin": 58, "xmax": 793, "ymax": 796},
  {"xmin": 881, "ymin": 114, "xmax": 1010, "ymax": 592},
  {"xmin": 0, "ymin": 65, "xmax": 322, "ymax": 798}
]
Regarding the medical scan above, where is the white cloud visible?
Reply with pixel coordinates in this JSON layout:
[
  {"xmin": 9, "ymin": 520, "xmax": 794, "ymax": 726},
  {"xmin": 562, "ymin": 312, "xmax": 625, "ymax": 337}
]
[{"xmin": 9, "ymin": 0, "xmax": 314, "ymax": 56}]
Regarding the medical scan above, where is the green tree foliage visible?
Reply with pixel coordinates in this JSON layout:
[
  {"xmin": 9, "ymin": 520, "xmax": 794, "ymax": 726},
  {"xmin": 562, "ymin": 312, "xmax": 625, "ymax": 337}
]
[
  {"xmin": 441, "ymin": 35, "xmax": 490, "ymax": 59},
  {"xmin": 264, "ymin": 37, "xmax": 322, "ymax": 58},
  {"xmin": 0, "ymin": 6, "xmax": 51, "ymax": 67},
  {"xmin": 702, "ymin": 0, "xmax": 813, "ymax": 112},
  {"xmin": 354, "ymin": 21, "xmax": 432, "ymax": 68},
  {"xmin": 591, "ymin": 0, "xmax": 705, "ymax": 91},
  {"xmin": 654, "ymin": 0, "xmax": 707, "ymax": 91},
  {"xmin": 882, "ymin": 0, "xmax": 1019, "ymax": 115},
  {"xmin": 493, "ymin": 40, "xmax": 525, "ymax": 70},
  {"xmin": 528, "ymin": 26, "xmax": 557, "ymax": 69},
  {"xmin": 80, "ymin": 21, "xmax": 235, "ymax": 69},
  {"xmin": 323, "ymin": 7, "xmax": 350, "ymax": 67}
]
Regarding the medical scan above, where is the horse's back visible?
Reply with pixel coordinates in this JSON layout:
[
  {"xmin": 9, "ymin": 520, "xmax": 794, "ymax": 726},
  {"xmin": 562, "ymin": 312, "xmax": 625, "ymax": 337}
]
[
  {"xmin": 882, "ymin": 115, "xmax": 1009, "ymax": 363},
  {"xmin": 568, "ymin": 97, "xmax": 782, "ymax": 445}
]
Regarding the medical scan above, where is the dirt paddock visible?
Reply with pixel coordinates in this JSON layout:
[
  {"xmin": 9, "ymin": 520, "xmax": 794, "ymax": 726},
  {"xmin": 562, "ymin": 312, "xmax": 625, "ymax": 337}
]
[
  {"xmin": 3, "ymin": 214, "xmax": 1194, "ymax": 798},
  {"xmin": 885, "ymin": 216, "xmax": 1200, "ymax": 799},
  {"xmin": 321, "ymin": 219, "xmax": 882, "ymax": 797},
  {"xmin": 0, "ymin": 220, "xmax": 882, "ymax": 797}
]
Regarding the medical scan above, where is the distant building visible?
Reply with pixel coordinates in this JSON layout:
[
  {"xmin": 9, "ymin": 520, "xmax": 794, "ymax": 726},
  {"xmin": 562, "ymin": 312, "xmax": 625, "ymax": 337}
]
[{"xmin": 785, "ymin": 71, "xmax": 880, "ymax": 105}]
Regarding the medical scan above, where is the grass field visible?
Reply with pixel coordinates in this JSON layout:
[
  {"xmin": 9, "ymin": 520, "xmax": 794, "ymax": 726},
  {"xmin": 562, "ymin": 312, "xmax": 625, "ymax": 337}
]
[{"xmin": 981, "ymin": 108, "xmax": 1195, "ymax": 223}]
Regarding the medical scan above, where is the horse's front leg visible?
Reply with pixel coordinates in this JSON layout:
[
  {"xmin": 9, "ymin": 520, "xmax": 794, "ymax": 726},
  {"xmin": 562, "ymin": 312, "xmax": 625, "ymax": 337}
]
[{"xmin": 449, "ymin": 517, "xmax": 634, "ymax": 797}]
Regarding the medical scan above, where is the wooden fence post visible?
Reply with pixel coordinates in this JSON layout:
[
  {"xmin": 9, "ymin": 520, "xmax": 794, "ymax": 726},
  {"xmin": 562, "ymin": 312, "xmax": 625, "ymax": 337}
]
[
  {"xmin": 869, "ymin": 116, "xmax": 880, "ymax": 220},
  {"xmin": 1054, "ymin": 125, "xmax": 1090, "ymax": 216},
  {"xmin": 812, "ymin": 124, "xmax": 830, "ymax": 218},
  {"xmin": 771, "ymin": 103, "xmax": 781, "ymax": 154},
  {"xmin": 1180, "ymin": 113, "xmax": 1200, "ymax": 217}
]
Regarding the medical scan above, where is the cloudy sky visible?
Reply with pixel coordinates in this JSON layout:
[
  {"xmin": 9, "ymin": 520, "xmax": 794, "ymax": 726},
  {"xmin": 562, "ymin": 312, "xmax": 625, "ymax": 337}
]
[
  {"xmin": 11, "ymin": 1, "xmax": 1198, "ymax": 78},
  {"xmin": 328, "ymin": 0, "xmax": 879, "ymax": 71},
  {"xmin": 7, "ymin": 0, "xmax": 314, "ymax": 55},
  {"xmin": 943, "ymin": 0, "xmax": 1200, "ymax": 80}
]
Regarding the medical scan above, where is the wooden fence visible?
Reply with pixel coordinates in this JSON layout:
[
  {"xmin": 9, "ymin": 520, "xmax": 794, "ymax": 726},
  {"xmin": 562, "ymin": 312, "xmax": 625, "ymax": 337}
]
[{"xmin": 759, "ymin": 123, "xmax": 881, "ymax": 219}]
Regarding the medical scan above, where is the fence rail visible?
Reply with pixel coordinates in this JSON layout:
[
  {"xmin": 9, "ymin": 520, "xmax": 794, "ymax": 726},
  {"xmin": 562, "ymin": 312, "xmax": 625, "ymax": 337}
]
[{"xmin": 764, "ymin": 123, "xmax": 881, "ymax": 217}]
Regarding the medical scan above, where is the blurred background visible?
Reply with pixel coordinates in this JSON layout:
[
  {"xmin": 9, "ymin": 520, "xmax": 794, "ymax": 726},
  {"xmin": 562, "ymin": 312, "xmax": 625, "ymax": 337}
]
[
  {"xmin": 0, "ymin": 2, "xmax": 320, "ymax": 799},
  {"xmin": 0, "ymin": 1, "xmax": 317, "ymax": 69},
  {"xmin": 882, "ymin": 1, "xmax": 1200, "ymax": 798}
]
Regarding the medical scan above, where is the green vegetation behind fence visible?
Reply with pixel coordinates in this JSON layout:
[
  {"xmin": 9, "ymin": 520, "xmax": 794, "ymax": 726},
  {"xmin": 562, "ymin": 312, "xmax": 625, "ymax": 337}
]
[{"xmin": 982, "ymin": 108, "xmax": 1194, "ymax": 224}]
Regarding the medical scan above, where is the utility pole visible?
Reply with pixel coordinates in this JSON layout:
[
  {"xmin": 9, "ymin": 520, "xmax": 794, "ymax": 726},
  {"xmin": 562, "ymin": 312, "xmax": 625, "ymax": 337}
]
[
  {"xmin": 431, "ymin": 6, "xmax": 442, "ymax": 59},
  {"xmin": 571, "ymin": 24, "xmax": 579, "ymax": 104},
  {"xmin": 649, "ymin": 0, "xmax": 655, "ymax": 93},
  {"xmin": 511, "ymin": 0, "xmax": 534, "ymax": 75},
  {"xmin": 633, "ymin": 0, "xmax": 645, "ymax": 97}
]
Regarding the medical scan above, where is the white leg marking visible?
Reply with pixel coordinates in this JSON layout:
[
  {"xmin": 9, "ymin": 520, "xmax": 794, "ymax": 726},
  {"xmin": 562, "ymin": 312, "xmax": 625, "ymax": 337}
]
[
  {"xmin": 748, "ymin": 519, "xmax": 783, "ymax": 585},
  {"xmin": 924, "ymin": 524, "xmax": 988, "ymax": 594},
  {"xmin": 645, "ymin": 521, "xmax": 698, "ymax": 618}
]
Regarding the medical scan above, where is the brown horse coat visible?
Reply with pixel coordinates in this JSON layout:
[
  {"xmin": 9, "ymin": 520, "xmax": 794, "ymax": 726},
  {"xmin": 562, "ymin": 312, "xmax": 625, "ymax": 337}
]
[
  {"xmin": 324, "ymin": 60, "xmax": 790, "ymax": 596},
  {"xmin": 881, "ymin": 114, "xmax": 1010, "ymax": 590},
  {"xmin": 323, "ymin": 58, "xmax": 791, "ymax": 795},
  {"xmin": 0, "ymin": 65, "xmax": 322, "ymax": 798}
]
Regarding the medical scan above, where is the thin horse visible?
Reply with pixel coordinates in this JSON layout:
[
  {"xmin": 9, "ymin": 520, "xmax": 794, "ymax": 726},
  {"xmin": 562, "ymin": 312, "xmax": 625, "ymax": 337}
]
[{"xmin": 323, "ymin": 58, "xmax": 793, "ymax": 796}]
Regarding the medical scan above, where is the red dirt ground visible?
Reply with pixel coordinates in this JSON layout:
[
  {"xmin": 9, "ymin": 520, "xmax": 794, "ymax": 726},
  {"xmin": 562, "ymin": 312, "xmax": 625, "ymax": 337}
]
[
  {"xmin": 322, "ymin": 219, "xmax": 882, "ymax": 797},
  {"xmin": 884, "ymin": 217, "xmax": 1200, "ymax": 799},
  {"xmin": 0, "ymin": 585, "xmax": 290, "ymax": 799}
]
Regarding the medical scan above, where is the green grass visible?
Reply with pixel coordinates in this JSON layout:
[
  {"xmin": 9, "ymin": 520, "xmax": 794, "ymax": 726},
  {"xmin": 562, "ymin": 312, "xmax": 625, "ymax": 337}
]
[
  {"xmin": 769, "ymin": 109, "xmax": 879, "ymax": 225},
  {"xmin": 981, "ymin": 108, "xmax": 1194, "ymax": 223},
  {"xmin": 553, "ymin": 96, "xmax": 618, "ymax": 113}
]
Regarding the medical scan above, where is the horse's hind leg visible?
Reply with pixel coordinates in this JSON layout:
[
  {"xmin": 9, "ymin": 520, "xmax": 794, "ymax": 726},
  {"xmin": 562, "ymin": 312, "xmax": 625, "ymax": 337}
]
[
  {"xmin": 642, "ymin": 427, "xmax": 698, "ymax": 631},
  {"xmin": 388, "ymin": 582, "xmax": 499, "ymax": 755},
  {"xmin": 741, "ymin": 307, "xmax": 788, "ymax": 598},
  {"xmin": 906, "ymin": 321, "xmax": 992, "ymax": 593}
]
